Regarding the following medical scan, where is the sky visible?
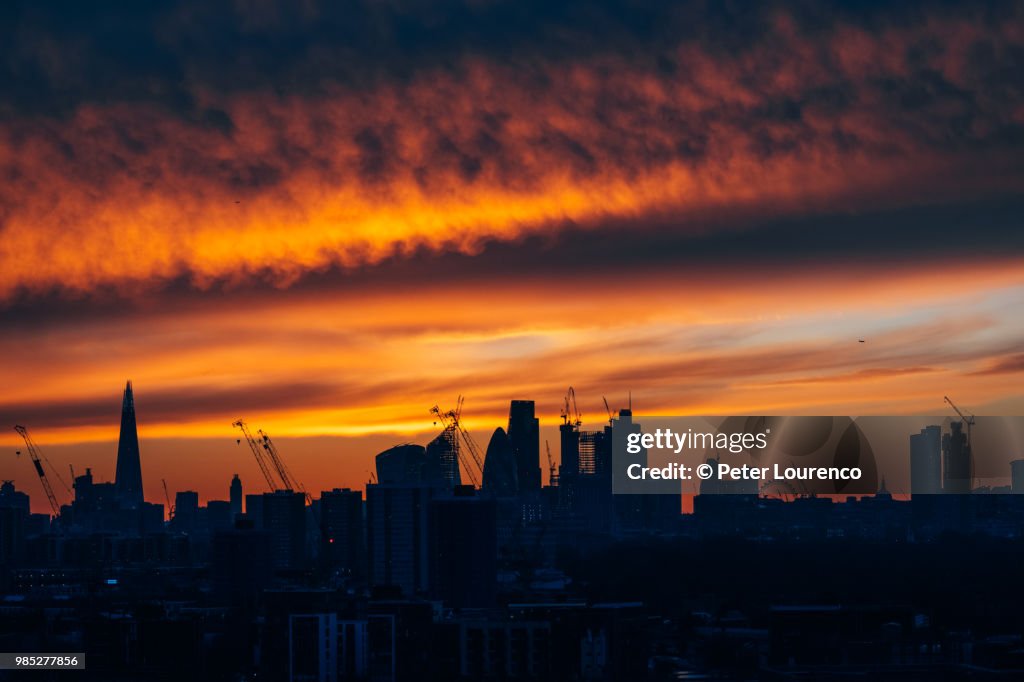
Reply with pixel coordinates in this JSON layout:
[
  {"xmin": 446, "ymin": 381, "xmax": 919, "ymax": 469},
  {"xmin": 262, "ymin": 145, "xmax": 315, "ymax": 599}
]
[{"xmin": 1, "ymin": 1, "xmax": 1023, "ymax": 512}]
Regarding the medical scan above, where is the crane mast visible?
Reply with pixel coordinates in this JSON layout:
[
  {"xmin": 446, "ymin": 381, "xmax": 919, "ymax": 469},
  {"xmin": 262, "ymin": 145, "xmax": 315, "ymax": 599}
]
[
  {"xmin": 602, "ymin": 396, "xmax": 616, "ymax": 426},
  {"xmin": 257, "ymin": 428, "xmax": 300, "ymax": 492},
  {"xmin": 943, "ymin": 396, "xmax": 976, "ymax": 449},
  {"xmin": 546, "ymin": 440, "xmax": 558, "ymax": 486},
  {"xmin": 257, "ymin": 429, "xmax": 314, "ymax": 505},
  {"xmin": 561, "ymin": 387, "xmax": 582, "ymax": 428},
  {"xmin": 13, "ymin": 425, "xmax": 64, "ymax": 516},
  {"xmin": 161, "ymin": 478, "xmax": 175, "ymax": 518},
  {"xmin": 233, "ymin": 419, "xmax": 278, "ymax": 491},
  {"xmin": 431, "ymin": 396, "xmax": 485, "ymax": 487}
]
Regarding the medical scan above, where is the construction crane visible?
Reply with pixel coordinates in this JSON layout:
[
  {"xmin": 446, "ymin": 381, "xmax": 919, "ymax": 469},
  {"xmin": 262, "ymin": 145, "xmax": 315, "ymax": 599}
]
[
  {"xmin": 430, "ymin": 399, "xmax": 480, "ymax": 487},
  {"xmin": 560, "ymin": 387, "xmax": 582, "ymax": 428},
  {"xmin": 257, "ymin": 428, "xmax": 301, "ymax": 492},
  {"xmin": 944, "ymin": 396, "xmax": 976, "ymax": 450},
  {"xmin": 602, "ymin": 396, "xmax": 616, "ymax": 426},
  {"xmin": 258, "ymin": 428, "xmax": 315, "ymax": 507},
  {"xmin": 13, "ymin": 425, "xmax": 68, "ymax": 516},
  {"xmin": 233, "ymin": 419, "xmax": 278, "ymax": 491},
  {"xmin": 162, "ymin": 479, "xmax": 175, "ymax": 519},
  {"xmin": 546, "ymin": 440, "xmax": 558, "ymax": 487},
  {"xmin": 431, "ymin": 396, "xmax": 485, "ymax": 487}
]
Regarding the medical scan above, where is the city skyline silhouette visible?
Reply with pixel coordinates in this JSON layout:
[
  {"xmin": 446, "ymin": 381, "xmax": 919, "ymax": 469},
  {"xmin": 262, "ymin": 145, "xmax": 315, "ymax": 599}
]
[{"xmin": 2, "ymin": 0, "xmax": 1024, "ymax": 678}]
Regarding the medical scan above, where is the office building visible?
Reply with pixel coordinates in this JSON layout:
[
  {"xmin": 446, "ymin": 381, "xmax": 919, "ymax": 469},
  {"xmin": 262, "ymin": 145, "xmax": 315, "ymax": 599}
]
[
  {"xmin": 320, "ymin": 488, "xmax": 365, "ymax": 578},
  {"xmin": 366, "ymin": 483, "xmax": 433, "ymax": 596},
  {"xmin": 1012, "ymin": 460, "xmax": 1024, "ymax": 494},
  {"xmin": 173, "ymin": 490, "xmax": 199, "ymax": 533},
  {"xmin": 942, "ymin": 421, "xmax": 971, "ymax": 494},
  {"xmin": 262, "ymin": 490, "xmax": 308, "ymax": 570},
  {"xmin": 910, "ymin": 425, "xmax": 942, "ymax": 495},
  {"xmin": 430, "ymin": 486, "xmax": 497, "ymax": 609},
  {"xmin": 482, "ymin": 428, "xmax": 518, "ymax": 497},
  {"xmin": 508, "ymin": 401, "xmax": 541, "ymax": 494}
]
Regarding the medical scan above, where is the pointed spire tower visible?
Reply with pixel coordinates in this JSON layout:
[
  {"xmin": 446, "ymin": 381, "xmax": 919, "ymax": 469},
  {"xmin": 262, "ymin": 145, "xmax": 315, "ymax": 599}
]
[{"xmin": 114, "ymin": 380, "xmax": 144, "ymax": 508}]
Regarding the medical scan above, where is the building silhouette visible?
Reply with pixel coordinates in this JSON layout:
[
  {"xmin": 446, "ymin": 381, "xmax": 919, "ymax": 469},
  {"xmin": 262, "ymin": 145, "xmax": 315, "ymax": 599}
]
[
  {"xmin": 245, "ymin": 493, "xmax": 264, "ymax": 529},
  {"xmin": 612, "ymin": 409, "xmax": 679, "ymax": 531},
  {"xmin": 427, "ymin": 427, "xmax": 461, "ymax": 488},
  {"xmin": 262, "ymin": 490, "xmax": 307, "ymax": 570},
  {"xmin": 376, "ymin": 444, "xmax": 445, "ymax": 487},
  {"xmin": 212, "ymin": 518, "xmax": 271, "ymax": 608},
  {"xmin": 113, "ymin": 380, "xmax": 144, "ymax": 509},
  {"xmin": 0, "ymin": 481, "xmax": 30, "ymax": 517},
  {"xmin": 559, "ymin": 422, "xmax": 580, "ymax": 481},
  {"xmin": 173, "ymin": 490, "xmax": 199, "ymax": 533},
  {"xmin": 288, "ymin": 612, "xmax": 381, "ymax": 681},
  {"xmin": 482, "ymin": 427, "xmax": 518, "ymax": 497},
  {"xmin": 9, "ymin": 386, "xmax": 1024, "ymax": 680},
  {"xmin": 430, "ymin": 486, "xmax": 497, "ymax": 609},
  {"xmin": 910, "ymin": 425, "xmax": 942, "ymax": 495},
  {"xmin": 205, "ymin": 499, "xmax": 232, "ymax": 531},
  {"xmin": 1012, "ymin": 460, "xmax": 1024, "ymax": 494},
  {"xmin": 507, "ymin": 401, "xmax": 541, "ymax": 494},
  {"xmin": 230, "ymin": 474, "xmax": 243, "ymax": 517},
  {"xmin": 69, "ymin": 467, "xmax": 122, "ymax": 533},
  {"xmin": 366, "ymin": 483, "xmax": 433, "ymax": 596},
  {"xmin": 942, "ymin": 421, "xmax": 972, "ymax": 493},
  {"xmin": 320, "ymin": 487, "xmax": 365, "ymax": 578},
  {"xmin": 0, "ymin": 481, "xmax": 31, "ymax": 567}
]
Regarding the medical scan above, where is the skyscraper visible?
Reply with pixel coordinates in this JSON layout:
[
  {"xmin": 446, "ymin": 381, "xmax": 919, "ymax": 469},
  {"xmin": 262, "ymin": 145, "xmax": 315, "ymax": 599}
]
[
  {"xmin": 172, "ymin": 490, "xmax": 200, "ymax": 533},
  {"xmin": 262, "ymin": 490, "xmax": 308, "ymax": 570},
  {"xmin": 560, "ymin": 422, "xmax": 580, "ymax": 481},
  {"xmin": 427, "ymin": 426, "xmax": 461, "ymax": 489},
  {"xmin": 507, "ymin": 400, "xmax": 541, "ymax": 494},
  {"xmin": 366, "ymin": 483, "xmax": 433, "ymax": 596},
  {"xmin": 910, "ymin": 425, "xmax": 942, "ymax": 495},
  {"xmin": 114, "ymin": 380, "xmax": 144, "ymax": 508},
  {"xmin": 1012, "ymin": 460, "xmax": 1024, "ymax": 494},
  {"xmin": 482, "ymin": 427, "xmax": 518, "ymax": 497},
  {"xmin": 942, "ymin": 421, "xmax": 972, "ymax": 494},
  {"xmin": 430, "ymin": 486, "xmax": 497, "ymax": 608},
  {"xmin": 230, "ymin": 474, "xmax": 243, "ymax": 517},
  {"xmin": 320, "ymin": 488, "xmax": 365, "ymax": 578}
]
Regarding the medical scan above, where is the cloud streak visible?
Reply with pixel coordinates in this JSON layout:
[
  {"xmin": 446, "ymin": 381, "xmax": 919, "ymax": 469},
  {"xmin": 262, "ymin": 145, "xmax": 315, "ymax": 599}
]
[{"xmin": 2, "ymin": 2, "xmax": 1023, "ymax": 300}]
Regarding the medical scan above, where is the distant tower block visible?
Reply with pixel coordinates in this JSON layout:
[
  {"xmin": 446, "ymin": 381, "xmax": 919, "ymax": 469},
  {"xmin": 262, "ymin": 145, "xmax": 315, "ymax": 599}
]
[
  {"xmin": 230, "ymin": 474, "xmax": 243, "ymax": 517},
  {"xmin": 507, "ymin": 400, "xmax": 541, "ymax": 494},
  {"xmin": 1012, "ymin": 460, "xmax": 1024, "ymax": 494},
  {"xmin": 910, "ymin": 425, "xmax": 942, "ymax": 496},
  {"xmin": 114, "ymin": 380, "xmax": 144, "ymax": 508}
]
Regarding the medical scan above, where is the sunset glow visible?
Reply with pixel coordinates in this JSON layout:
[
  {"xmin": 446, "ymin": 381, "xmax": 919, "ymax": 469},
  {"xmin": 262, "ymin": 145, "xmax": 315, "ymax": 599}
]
[{"xmin": 2, "ymin": 1, "xmax": 1023, "ymax": 512}]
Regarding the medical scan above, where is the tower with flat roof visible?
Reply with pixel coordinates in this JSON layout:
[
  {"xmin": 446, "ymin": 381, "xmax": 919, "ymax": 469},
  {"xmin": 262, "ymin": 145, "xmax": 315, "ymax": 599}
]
[
  {"xmin": 507, "ymin": 400, "xmax": 541, "ymax": 494},
  {"xmin": 910, "ymin": 425, "xmax": 942, "ymax": 495}
]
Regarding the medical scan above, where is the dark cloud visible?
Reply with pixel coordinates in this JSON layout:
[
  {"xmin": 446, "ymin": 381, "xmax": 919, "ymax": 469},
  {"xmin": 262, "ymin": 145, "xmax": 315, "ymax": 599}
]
[
  {"xmin": 0, "ymin": 376, "xmax": 450, "ymax": 431},
  {"xmin": 0, "ymin": 1, "xmax": 1019, "ymax": 122},
  {"xmin": 0, "ymin": 0, "xmax": 1022, "ymax": 303}
]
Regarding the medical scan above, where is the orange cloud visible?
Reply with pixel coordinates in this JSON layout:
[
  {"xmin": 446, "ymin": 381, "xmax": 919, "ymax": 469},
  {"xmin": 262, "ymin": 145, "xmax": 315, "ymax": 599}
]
[{"xmin": 2, "ymin": 14, "xmax": 1022, "ymax": 301}]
